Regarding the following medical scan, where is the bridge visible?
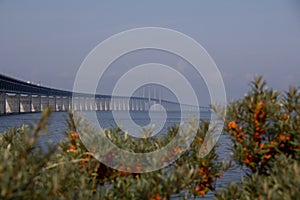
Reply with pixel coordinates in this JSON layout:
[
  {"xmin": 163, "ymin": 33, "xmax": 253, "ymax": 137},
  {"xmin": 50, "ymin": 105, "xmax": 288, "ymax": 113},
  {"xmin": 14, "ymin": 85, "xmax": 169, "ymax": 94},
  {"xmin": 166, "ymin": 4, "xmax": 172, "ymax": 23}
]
[{"xmin": 0, "ymin": 74, "xmax": 209, "ymax": 115}]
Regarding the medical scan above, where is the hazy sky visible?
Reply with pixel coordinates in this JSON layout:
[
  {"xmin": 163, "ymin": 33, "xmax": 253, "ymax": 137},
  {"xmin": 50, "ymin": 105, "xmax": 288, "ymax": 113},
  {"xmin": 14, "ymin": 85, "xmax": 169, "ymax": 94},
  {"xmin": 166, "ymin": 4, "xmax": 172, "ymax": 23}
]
[{"xmin": 1, "ymin": 0, "xmax": 300, "ymax": 105}]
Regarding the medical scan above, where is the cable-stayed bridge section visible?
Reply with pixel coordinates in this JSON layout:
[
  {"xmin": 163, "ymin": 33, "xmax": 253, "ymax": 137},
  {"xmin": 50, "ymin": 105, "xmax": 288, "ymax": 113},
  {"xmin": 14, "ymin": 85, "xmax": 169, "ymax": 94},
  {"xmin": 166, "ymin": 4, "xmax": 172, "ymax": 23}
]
[{"xmin": 0, "ymin": 74, "xmax": 209, "ymax": 115}]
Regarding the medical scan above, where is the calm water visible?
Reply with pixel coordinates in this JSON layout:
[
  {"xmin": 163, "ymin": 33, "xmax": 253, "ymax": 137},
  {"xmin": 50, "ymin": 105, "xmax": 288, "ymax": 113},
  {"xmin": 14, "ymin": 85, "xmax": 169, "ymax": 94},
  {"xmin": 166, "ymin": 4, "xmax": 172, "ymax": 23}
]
[{"xmin": 0, "ymin": 111, "xmax": 243, "ymax": 199}]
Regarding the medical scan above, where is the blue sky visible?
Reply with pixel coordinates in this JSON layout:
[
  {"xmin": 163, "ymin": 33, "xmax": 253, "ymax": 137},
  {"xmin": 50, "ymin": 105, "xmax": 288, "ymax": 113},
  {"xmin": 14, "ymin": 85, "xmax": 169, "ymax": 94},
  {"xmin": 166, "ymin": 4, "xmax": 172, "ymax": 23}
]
[{"xmin": 0, "ymin": 0, "xmax": 300, "ymax": 104}]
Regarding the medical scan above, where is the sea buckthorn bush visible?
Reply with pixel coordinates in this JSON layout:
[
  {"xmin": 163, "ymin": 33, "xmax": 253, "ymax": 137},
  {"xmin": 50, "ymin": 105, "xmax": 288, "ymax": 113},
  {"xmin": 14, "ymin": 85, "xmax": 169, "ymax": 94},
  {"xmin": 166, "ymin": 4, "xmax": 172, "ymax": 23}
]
[
  {"xmin": 215, "ymin": 76, "xmax": 300, "ymax": 199},
  {"xmin": 59, "ymin": 114, "xmax": 229, "ymax": 199},
  {"xmin": 0, "ymin": 108, "xmax": 228, "ymax": 199},
  {"xmin": 224, "ymin": 76, "xmax": 300, "ymax": 174}
]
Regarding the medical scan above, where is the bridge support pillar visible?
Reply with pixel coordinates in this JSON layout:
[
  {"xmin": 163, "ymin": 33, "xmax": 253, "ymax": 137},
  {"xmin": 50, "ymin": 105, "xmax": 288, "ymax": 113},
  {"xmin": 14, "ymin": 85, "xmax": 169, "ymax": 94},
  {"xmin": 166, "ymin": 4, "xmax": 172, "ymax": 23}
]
[
  {"xmin": 73, "ymin": 97, "xmax": 79, "ymax": 111},
  {"xmin": 104, "ymin": 98, "xmax": 108, "ymax": 111},
  {"xmin": 84, "ymin": 97, "xmax": 88, "ymax": 111},
  {"xmin": 88, "ymin": 98, "xmax": 94, "ymax": 111},
  {"xmin": 41, "ymin": 96, "xmax": 49, "ymax": 111},
  {"xmin": 0, "ymin": 92, "xmax": 6, "ymax": 115},
  {"xmin": 98, "ymin": 98, "xmax": 103, "ymax": 111},
  {"xmin": 55, "ymin": 96, "xmax": 62, "ymax": 111},
  {"xmin": 112, "ymin": 98, "xmax": 117, "ymax": 111},
  {"xmin": 5, "ymin": 93, "xmax": 20, "ymax": 114},
  {"xmin": 31, "ymin": 95, "xmax": 41, "ymax": 112},
  {"xmin": 84, "ymin": 98, "xmax": 88, "ymax": 111},
  {"xmin": 109, "ymin": 99, "xmax": 112, "ymax": 111},
  {"xmin": 118, "ymin": 98, "xmax": 121, "ymax": 111},
  {"xmin": 92, "ymin": 98, "xmax": 95, "ymax": 111},
  {"xmin": 141, "ymin": 99, "xmax": 145, "ymax": 111},
  {"xmin": 126, "ymin": 98, "xmax": 130, "ymax": 111},
  {"xmin": 131, "ymin": 99, "xmax": 135, "ymax": 111},
  {"xmin": 68, "ymin": 97, "xmax": 72, "ymax": 111},
  {"xmin": 95, "ymin": 98, "xmax": 99, "ymax": 111},
  {"xmin": 48, "ymin": 96, "xmax": 55, "ymax": 111},
  {"xmin": 78, "ymin": 97, "xmax": 84, "ymax": 111},
  {"xmin": 62, "ymin": 97, "xmax": 69, "ymax": 111},
  {"xmin": 20, "ymin": 95, "xmax": 31, "ymax": 113},
  {"xmin": 121, "ymin": 98, "xmax": 125, "ymax": 111},
  {"xmin": 136, "ymin": 99, "xmax": 139, "ymax": 111}
]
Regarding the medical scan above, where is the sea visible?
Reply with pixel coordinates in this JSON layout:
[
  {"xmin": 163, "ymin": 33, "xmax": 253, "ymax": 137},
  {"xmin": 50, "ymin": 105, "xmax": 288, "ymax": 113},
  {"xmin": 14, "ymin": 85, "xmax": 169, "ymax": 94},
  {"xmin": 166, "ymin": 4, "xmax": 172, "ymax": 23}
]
[{"xmin": 0, "ymin": 111, "xmax": 243, "ymax": 199}]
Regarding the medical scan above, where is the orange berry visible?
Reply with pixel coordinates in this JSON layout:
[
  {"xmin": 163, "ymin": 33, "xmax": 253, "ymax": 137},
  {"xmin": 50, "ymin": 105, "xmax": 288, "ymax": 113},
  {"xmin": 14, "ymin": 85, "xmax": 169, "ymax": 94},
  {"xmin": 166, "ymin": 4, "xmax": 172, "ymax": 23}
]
[
  {"xmin": 244, "ymin": 158, "xmax": 250, "ymax": 164},
  {"xmin": 228, "ymin": 121, "xmax": 237, "ymax": 129},
  {"xmin": 256, "ymin": 102, "xmax": 264, "ymax": 110},
  {"xmin": 71, "ymin": 132, "xmax": 78, "ymax": 138},
  {"xmin": 70, "ymin": 145, "xmax": 77, "ymax": 152},
  {"xmin": 282, "ymin": 113, "xmax": 289, "ymax": 120},
  {"xmin": 155, "ymin": 194, "xmax": 162, "ymax": 200},
  {"xmin": 264, "ymin": 154, "xmax": 271, "ymax": 159},
  {"xmin": 278, "ymin": 135, "xmax": 286, "ymax": 141},
  {"xmin": 285, "ymin": 136, "xmax": 291, "ymax": 141},
  {"xmin": 197, "ymin": 190, "xmax": 206, "ymax": 195},
  {"xmin": 198, "ymin": 138, "xmax": 204, "ymax": 143},
  {"xmin": 259, "ymin": 143, "xmax": 264, "ymax": 149},
  {"xmin": 199, "ymin": 168, "xmax": 205, "ymax": 175}
]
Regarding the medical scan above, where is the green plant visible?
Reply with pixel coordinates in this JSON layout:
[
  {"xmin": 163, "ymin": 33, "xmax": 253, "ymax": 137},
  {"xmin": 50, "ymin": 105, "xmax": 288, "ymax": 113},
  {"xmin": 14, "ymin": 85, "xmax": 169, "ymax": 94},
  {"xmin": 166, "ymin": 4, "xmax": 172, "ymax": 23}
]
[
  {"xmin": 62, "ymin": 115, "xmax": 229, "ymax": 199},
  {"xmin": 215, "ymin": 155, "xmax": 300, "ymax": 200},
  {"xmin": 0, "ymin": 109, "xmax": 228, "ymax": 199},
  {"xmin": 224, "ymin": 76, "xmax": 300, "ymax": 174},
  {"xmin": 214, "ymin": 76, "xmax": 300, "ymax": 199}
]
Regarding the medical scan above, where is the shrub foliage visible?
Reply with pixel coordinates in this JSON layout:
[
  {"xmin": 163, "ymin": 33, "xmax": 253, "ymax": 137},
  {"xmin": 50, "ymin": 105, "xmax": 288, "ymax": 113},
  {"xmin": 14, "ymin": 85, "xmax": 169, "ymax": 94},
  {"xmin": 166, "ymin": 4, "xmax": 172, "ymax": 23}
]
[
  {"xmin": 215, "ymin": 76, "xmax": 300, "ymax": 199},
  {"xmin": 0, "ymin": 109, "xmax": 227, "ymax": 199}
]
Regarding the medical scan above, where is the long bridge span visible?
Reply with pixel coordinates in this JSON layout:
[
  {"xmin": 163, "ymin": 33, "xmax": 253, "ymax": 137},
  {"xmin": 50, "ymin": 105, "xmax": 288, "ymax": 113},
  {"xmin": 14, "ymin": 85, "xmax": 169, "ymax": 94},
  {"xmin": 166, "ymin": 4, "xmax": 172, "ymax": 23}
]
[{"xmin": 0, "ymin": 74, "xmax": 209, "ymax": 115}]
